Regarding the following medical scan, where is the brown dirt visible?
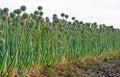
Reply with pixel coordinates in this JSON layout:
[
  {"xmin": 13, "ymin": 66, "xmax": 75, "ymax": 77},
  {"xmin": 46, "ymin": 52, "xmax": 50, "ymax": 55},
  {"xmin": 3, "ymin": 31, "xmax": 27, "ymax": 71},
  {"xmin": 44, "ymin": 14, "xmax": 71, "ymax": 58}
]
[
  {"xmin": 73, "ymin": 57, "xmax": 120, "ymax": 77},
  {"xmin": 55, "ymin": 51, "xmax": 120, "ymax": 77}
]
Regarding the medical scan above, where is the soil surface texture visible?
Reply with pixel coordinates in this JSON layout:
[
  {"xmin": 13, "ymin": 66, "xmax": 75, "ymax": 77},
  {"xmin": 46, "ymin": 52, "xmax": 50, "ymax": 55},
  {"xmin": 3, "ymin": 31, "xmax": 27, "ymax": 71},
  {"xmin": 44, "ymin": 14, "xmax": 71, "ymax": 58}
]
[{"xmin": 73, "ymin": 57, "xmax": 120, "ymax": 77}]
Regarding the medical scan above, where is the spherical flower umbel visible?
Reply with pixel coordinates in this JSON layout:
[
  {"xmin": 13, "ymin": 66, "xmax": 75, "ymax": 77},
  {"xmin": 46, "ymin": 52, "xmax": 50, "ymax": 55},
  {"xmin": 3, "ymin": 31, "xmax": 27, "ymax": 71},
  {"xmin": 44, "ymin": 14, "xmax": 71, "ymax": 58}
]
[
  {"xmin": 13, "ymin": 9, "xmax": 21, "ymax": 15},
  {"xmin": 61, "ymin": 13, "xmax": 65, "ymax": 17},
  {"xmin": 45, "ymin": 17, "xmax": 50, "ymax": 22},
  {"xmin": 39, "ymin": 11, "xmax": 44, "ymax": 16},
  {"xmin": 20, "ymin": 5, "xmax": 27, "ymax": 12},
  {"xmin": 16, "ymin": 9, "xmax": 22, "ymax": 15},
  {"xmin": 72, "ymin": 17, "xmax": 75, "ymax": 20},
  {"xmin": 0, "ymin": 38, "xmax": 5, "ymax": 45},
  {"xmin": 10, "ymin": 12, "xmax": 15, "ymax": 18},
  {"xmin": 65, "ymin": 14, "xmax": 69, "ymax": 19},
  {"xmin": 3, "ymin": 7, "xmax": 9, "ymax": 14},
  {"xmin": 13, "ymin": 9, "xmax": 18, "ymax": 14},
  {"xmin": 38, "ymin": 6, "xmax": 43, "ymax": 10},
  {"xmin": 22, "ymin": 13, "xmax": 29, "ymax": 19},
  {"xmin": 34, "ymin": 10, "xmax": 39, "ymax": 15}
]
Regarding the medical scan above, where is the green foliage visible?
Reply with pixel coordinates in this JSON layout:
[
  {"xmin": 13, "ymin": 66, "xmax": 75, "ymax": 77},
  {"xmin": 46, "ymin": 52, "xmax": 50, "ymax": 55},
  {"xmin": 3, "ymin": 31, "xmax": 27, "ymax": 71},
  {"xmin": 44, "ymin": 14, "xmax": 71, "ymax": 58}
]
[{"xmin": 0, "ymin": 5, "xmax": 120, "ymax": 76}]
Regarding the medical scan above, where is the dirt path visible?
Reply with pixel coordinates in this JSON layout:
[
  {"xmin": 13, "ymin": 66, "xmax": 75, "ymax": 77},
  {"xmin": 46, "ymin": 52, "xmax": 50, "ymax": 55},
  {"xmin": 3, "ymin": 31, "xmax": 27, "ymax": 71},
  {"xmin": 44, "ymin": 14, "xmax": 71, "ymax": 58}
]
[{"xmin": 74, "ymin": 57, "xmax": 120, "ymax": 77}]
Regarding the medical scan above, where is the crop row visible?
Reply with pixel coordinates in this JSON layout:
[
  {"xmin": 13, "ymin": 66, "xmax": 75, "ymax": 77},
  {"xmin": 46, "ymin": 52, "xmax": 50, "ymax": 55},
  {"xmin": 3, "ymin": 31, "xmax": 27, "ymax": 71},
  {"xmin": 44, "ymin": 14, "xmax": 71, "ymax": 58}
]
[{"xmin": 0, "ymin": 6, "xmax": 120, "ymax": 76}]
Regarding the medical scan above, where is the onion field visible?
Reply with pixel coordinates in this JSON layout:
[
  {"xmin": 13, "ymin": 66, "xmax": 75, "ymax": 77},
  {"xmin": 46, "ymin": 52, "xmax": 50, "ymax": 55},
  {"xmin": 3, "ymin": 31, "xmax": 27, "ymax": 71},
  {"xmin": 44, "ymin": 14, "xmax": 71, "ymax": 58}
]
[{"xmin": 0, "ymin": 6, "xmax": 120, "ymax": 77}]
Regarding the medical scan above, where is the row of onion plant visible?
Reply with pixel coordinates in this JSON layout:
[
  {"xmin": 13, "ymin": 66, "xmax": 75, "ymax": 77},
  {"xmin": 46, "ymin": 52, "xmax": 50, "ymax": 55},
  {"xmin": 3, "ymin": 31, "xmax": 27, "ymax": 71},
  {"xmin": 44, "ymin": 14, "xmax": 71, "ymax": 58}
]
[{"xmin": 0, "ymin": 5, "xmax": 120, "ymax": 76}]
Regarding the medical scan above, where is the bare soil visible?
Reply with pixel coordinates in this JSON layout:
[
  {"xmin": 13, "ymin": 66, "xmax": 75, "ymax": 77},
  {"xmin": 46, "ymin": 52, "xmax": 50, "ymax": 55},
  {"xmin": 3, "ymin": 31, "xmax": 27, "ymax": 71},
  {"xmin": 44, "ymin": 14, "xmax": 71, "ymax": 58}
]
[{"xmin": 72, "ymin": 57, "xmax": 120, "ymax": 77}]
